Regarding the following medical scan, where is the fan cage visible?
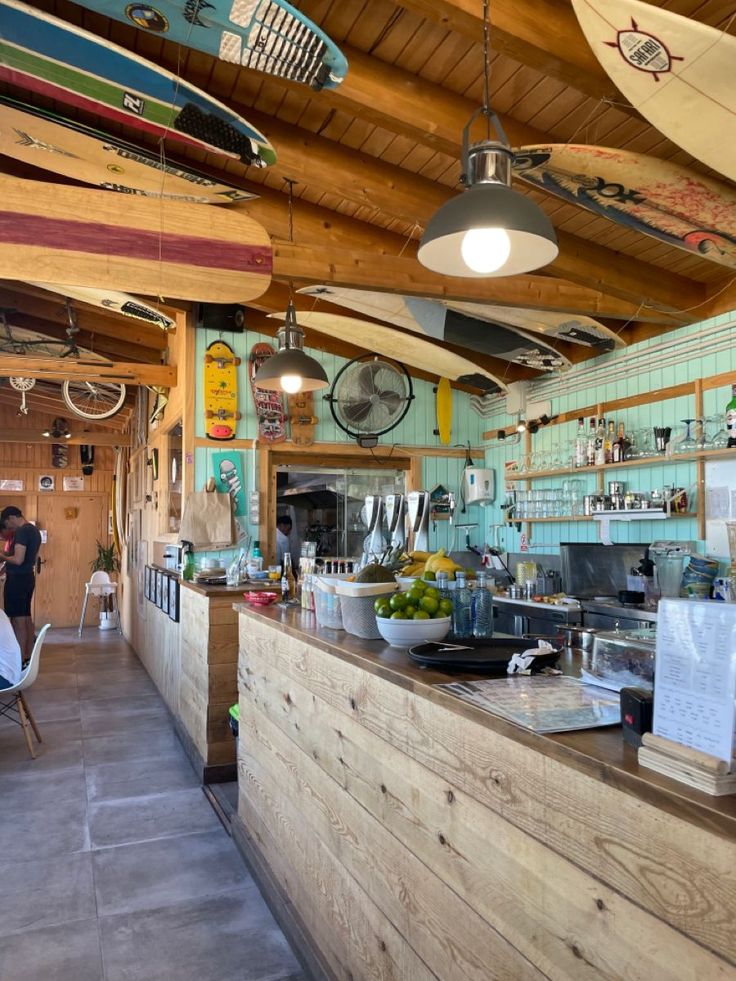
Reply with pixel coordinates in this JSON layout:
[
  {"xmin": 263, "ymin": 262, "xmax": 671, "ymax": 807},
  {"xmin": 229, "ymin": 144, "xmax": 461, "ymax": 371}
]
[{"xmin": 325, "ymin": 355, "xmax": 414, "ymax": 440}]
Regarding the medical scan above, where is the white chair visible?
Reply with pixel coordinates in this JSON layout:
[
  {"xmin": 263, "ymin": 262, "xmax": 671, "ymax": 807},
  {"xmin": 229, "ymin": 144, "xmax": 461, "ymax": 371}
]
[
  {"xmin": 78, "ymin": 570, "xmax": 121, "ymax": 636},
  {"xmin": 0, "ymin": 623, "xmax": 51, "ymax": 759}
]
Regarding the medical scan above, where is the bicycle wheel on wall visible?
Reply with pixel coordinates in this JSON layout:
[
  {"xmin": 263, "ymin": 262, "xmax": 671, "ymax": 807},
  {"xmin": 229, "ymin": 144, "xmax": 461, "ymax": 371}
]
[{"xmin": 61, "ymin": 379, "xmax": 127, "ymax": 420}]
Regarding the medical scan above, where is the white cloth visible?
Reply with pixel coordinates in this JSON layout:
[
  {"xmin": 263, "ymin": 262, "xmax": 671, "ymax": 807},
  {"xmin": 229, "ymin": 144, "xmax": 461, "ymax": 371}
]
[
  {"xmin": 0, "ymin": 610, "xmax": 21, "ymax": 687},
  {"xmin": 276, "ymin": 528, "xmax": 291, "ymax": 567},
  {"xmin": 507, "ymin": 640, "xmax": 555, "ymax": 676}
]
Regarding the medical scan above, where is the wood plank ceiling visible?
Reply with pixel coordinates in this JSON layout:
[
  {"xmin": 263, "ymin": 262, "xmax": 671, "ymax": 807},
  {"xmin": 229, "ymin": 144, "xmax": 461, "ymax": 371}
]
[{"xmin": 1, "ymin": 0, "xmax": 735, "ymax": 395}]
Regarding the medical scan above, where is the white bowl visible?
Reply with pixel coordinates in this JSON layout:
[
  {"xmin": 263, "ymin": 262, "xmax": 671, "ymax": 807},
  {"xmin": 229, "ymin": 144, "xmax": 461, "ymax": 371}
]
[{"xmin": 376, "ymin": 615, "xmax": 451, "ymax": 649}]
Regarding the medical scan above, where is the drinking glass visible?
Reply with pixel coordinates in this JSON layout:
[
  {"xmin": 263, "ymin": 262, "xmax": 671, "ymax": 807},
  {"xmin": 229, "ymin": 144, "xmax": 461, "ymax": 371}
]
[
  {"xmin": 674, "ymin": 419, "xmax": 698, "ymax": 455},
  {"xmin": 706, "ymin": 414, "xmax": 728, "ymax": 449},
  {"xmin": 635, "ymin": 428, "xmax": 654, "ymax": 458}
]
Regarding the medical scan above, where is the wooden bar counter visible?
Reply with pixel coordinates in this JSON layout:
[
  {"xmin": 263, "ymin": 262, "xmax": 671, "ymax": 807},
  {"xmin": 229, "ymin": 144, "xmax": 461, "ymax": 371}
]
[{"xmin": 233, "ymin": 603, "xmax": 736, "ymax": 981}]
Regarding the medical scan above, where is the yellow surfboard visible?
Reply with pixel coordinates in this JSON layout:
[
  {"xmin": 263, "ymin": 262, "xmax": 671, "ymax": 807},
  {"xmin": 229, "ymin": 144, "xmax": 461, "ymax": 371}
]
[{"xmin": 435, "ymin": 377, "xmax": 452, "ymax": 446}]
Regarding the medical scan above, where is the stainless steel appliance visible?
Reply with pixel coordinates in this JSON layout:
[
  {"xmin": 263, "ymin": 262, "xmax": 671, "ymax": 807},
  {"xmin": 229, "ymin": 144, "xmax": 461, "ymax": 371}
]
[
  {"xmin": 582, "ymin": 599, "xmax": 658, "ymax": 632},
  {"xmin": 361, "ymin": 494, "xmax": 385, "ymax": 565},
  {"xmin": 407, "ymin": 490, "xmax": 430, "ymax": 553},
  {"xmin": 384, "ymin": 493, "xmax": 406, "ymax": 549},
  {"xmin": 493, "ymin": 597, "xmax": 582, "ymax": 638},
  {"xmin": 560, "ymin": 542, "xmax": 649, "ymax": 598}
]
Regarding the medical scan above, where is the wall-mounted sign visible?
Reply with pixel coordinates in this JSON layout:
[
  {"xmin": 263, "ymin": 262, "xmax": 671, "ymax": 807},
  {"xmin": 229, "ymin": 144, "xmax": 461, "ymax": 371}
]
[
  {"xmin": 0, "ymin": 479, "xmax": 23, "ymax": 491},
  {"xmin": 38, "ymin": 475, "xmax": 55, "ymax": 492},
  {"xmin": 213, "ymin": 450, "xmax": 246, "ymax": 516},
  {"xmin": 63, "ymin": 476, "xmax": 84, "ymax": 491}
]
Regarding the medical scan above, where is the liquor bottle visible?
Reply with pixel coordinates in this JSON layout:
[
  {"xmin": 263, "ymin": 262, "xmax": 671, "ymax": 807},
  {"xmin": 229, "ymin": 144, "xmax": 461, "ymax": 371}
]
[
  {"xmin": 282, "ymin": 552, "xmax": 296, "ymax": 601},
  {"xmin": 604, "ymin": 420, "xmax": 615, "ymax": 464},
  {"xmin": 594, "ymin": 418, "xmax": 606, "ymax": 466},
  {"xmin": 612, "ymin": 423, "xmax": 627, "ymax": 463},
  {"xmin": 574, "ymin": 417, "xmax": 587, "ymax": 468},
  {"xmin": 472, "ymin": 571, "xmax": 494, "ymax": 639},
  {"xmin": 452, "ymin": 572, "xmax": 473, "ymax": 639},
  {"xmin": 586, "ymin": 417, "xmax": 597, "ymax": 466},
  {"xmin": 727, "ymin": 385, "xmax": 736, "ymax": 448},
  {"xmin": 251, "ymin": 541, "xmax": 263, "ymax": 572}
]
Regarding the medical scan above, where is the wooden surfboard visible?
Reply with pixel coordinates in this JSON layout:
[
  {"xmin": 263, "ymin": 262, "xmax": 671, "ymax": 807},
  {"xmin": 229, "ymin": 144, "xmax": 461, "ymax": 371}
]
[
  {"xmin": 435, "ymin": 378, "xmax": 452, "ymax": 446},
  {"xmin": 28, "ymin": 283, "xmax": 176, "ymax": 332},
  {"xmin": 249, "ymin": 342, "xmax": 287, "ymax": 443},
  {"xmin": 297, "ymin": 285, "xmax": 573, "ymax": 369},
  {"xmin": 0, "ymin": 0, "xmax": 276, "ymax": 167},
  {"xmin": 76, "ymin": 0, "xmax": 348, "ymax": 92},
  {"xmin": 0, "ymin": 174, "xmax": 272, "ymax": 304},
  {"xmin": 513, "ymin": 144, "xmax": 736, "ymax": 270},
  {"xmin": 0, "ymin": 96, "xmax": 257, "ymax": 204},
  {"xmin": 572, "ymin": 0, "xmax": 736, "ymax": 183},
  {"xmin": 204, "ymin": 339, "xmax": 241, "ymax": 440},
  {"xmin": 269, "ymin": 310, "xmax": 509, "ymax": 393}
]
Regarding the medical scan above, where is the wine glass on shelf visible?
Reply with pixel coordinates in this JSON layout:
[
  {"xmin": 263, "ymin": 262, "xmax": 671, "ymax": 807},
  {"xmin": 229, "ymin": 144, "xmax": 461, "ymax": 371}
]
[
  {"xmin": 674, "ymin": 419, "xmax": 698, "ymax": 455},
  {"xmin": 705, "ymin": 414, "xmax": 728, "ymax": 450}
]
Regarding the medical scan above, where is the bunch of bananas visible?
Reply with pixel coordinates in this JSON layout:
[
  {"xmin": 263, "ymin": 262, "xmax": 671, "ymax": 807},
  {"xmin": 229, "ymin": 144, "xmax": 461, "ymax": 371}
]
[{"xmin": 400, "ymin": 548, "xmax": 468, "ymax": 581}]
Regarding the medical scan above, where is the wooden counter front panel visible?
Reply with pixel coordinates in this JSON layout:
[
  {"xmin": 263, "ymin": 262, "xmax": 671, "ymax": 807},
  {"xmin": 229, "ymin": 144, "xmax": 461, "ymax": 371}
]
[
  {"xmin": 237, "ymin": 615, "xmax": 736, "ymax": 980},
  {"xmin": 179, "ymin": 588, "xmax": 239, "ymax": 766}
]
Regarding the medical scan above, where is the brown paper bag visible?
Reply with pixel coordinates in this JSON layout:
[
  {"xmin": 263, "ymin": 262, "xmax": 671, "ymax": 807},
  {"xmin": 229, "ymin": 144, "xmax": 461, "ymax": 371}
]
[{"xmin": 179, "ymin": 485, "xmax": 234, "ymax": 548}]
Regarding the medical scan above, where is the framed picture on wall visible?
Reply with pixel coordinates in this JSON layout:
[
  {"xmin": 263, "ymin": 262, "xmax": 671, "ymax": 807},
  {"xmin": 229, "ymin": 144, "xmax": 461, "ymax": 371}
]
[
  {"xmin": 144, "ymin": 566, "xmax": 151, "ymax": 600},
  {"xmin": 155, "ymin": 570, "xmax": 163, "ymax": 608},
  {"xmin": 168, "ymin": 577, "xmax": 179, "ymax": 623},
  {"xmin": 160, "ymin": 574, "xmax": 170, "ymax": 615}
]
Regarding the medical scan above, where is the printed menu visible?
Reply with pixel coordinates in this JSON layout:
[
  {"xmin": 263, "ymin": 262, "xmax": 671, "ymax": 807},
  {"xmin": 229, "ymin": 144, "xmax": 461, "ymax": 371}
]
[{"xmin": 653, "ymin": 599, "xmax": 736, "ymax": 763}]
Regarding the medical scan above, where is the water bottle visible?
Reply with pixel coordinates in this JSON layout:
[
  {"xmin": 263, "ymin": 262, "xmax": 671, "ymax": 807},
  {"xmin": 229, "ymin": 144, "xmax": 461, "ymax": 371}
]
[
  {"xmin": 473, "ymin": 571, "xmax": 494, "ymax": 639},
  {"xmin": 452, "ymin": 571, "xmax": 473, "ymax": 639}
]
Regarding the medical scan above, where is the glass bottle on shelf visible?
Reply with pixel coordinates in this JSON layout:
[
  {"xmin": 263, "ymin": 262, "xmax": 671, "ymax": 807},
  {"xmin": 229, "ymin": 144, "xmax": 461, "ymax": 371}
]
[
  {"xmin": 574, "ymin": 417, "xmax": 587, "ymax": 469},
  {"xmin": 451, "ymin": 572, "xmax": 473, "ymax": 640},
  {"xmin": 281, "ymin": 552, "xmax": 296, "ymax": 602},
  {"xmin": 594, "ymin": 417, "xmax": 606, "ymax": 466},
  {"xmin": 726, "ymin": 385, "xmax": 736, "ymax": 448},
  {"xmin": 612, "ymin": 423, "xmax": 628, "ymax": 463},
  {"xmin": 586, "ymin": 417, "xmax": 597, "ymax": 466},
  {"xmin": 604, "ymin": 420, "xmax": 615, "ymax": 464},
  {"xmin": 473, "ymin": 571, "xmax": 494, "ymax": 639}
]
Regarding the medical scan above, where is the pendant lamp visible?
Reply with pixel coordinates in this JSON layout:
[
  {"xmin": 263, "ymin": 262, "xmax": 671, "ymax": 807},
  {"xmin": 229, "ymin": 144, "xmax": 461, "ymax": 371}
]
[
  {"xmin": 252, "ymin": 300, "xmax": 328, "ymax": 393},
  {"xmin": 418, "ymin": 1, "xmax": 558, "ymax": 278},
  {"xmin": 254, "ymin": 180, "xmax": 329, "ymax": 394}
]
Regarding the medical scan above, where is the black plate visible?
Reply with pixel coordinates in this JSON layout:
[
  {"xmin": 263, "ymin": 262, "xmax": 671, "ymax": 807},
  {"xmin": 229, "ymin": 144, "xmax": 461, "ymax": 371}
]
[{"xmin": 408, "ymin": 638, "xmax": 560, "ymax": 674}]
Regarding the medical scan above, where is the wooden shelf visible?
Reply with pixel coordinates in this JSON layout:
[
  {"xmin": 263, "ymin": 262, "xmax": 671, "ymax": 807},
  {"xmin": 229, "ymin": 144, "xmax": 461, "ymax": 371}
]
[
  {"xmin": 507, "ymin": 447, "xmax": 736, "ymax": 482},
  {"xmin": 506, "ymin": 512, "xmax": 697, "ymax": 525}
]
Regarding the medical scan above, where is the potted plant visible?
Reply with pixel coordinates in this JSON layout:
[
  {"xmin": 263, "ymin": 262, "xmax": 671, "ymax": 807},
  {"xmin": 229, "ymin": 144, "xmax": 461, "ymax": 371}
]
[{"xmin": 90, "ymin": 540, "xmax": 120, "ymax": 630}]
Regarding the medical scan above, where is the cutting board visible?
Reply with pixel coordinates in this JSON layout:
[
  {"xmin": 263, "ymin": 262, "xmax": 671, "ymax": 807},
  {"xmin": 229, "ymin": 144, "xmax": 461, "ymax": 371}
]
[
  {"xmin": 572, "ymin": 0, "xmax": 736, "ymax": 182},
  {"xmin": 0, "ymin": 174, "xmax": 272, "ymax": 303}
]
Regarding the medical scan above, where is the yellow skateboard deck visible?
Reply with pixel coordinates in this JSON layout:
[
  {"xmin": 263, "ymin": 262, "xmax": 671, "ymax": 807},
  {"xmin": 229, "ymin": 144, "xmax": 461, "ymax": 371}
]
[
  {"xmin": 435, "ymin": 377, "xmax": 452, "ymax": 446},
  {"xmin": 204, "ymin": 340, "xmax": 241, "ymax": 441}
]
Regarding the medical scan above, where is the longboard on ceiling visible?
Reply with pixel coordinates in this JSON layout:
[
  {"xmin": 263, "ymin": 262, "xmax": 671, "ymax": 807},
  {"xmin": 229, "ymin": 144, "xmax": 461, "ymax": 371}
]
[
  {"xmin": 0, "ymin": 0, "xmax": 276, "ymax": 167},
  {"xmin": 297, "ymin": 285, "xmax": 572, "ymax": 370},
  {"xmin": 513, "ymin": 144, "xmax": 736, "ymax": 270},
  {"xmin": 77, "ymin": 0, "xmax": 348, "ymax": 91},
  {"xmin": 0, "ymin": 95, "xmax": 257, "ymax": 204},
  {"xmin": 0, "ymin": 174, "xmax": 272, "ymax": 304},
  {"xmin": 27, "ymin": 282, "xmax": 176, "ymax": 332},
  {"xmin": 572, "ymin": 0, "xmax": 736, "ymax": 183},
  {"xmin": 269, "ymin": 310, "xmax": 509, "ymax": 393}
]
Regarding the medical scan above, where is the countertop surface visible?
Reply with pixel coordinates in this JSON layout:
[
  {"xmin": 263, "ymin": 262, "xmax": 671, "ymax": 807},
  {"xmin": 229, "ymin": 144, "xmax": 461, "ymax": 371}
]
[
  {"xmin": 181, "ymin": 580, "xmax": 278, "ymax": 598},
  {"xmin": 234, "ymin": 602, "xmax": 736, "ymax": 840}
]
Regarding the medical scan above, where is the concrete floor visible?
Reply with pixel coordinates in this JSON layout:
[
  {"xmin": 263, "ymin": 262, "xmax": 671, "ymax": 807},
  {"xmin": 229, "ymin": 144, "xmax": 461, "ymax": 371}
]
[{"xmin": 0, "ymin": 628, "xmax": 304, "ymax": 981}]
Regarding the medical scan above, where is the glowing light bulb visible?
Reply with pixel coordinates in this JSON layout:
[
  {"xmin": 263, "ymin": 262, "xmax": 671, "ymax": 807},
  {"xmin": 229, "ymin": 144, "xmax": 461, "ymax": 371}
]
[
  {"xmin": 280, "ymin": 374, "xmax": 303, "ymax": 394},
  {"xmin": 461, "ymin": 227, "xmax": 511, "ymax": 274}
]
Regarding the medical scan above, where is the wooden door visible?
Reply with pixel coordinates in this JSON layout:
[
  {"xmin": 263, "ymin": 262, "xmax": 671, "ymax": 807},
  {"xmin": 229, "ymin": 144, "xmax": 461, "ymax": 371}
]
[{"xmin": 35, "ymin": 495, "xmax": 108, "ymax": 628}]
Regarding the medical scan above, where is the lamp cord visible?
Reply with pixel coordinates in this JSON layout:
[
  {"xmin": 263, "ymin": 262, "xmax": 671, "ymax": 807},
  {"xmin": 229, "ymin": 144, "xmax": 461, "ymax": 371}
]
[
  {"xmin": 284, "ymin": 178, "xmax": 296, "ymax": 303},
  {"xmin": 482, "ymin": 0, "xmax": 491, "ymax": 139}
]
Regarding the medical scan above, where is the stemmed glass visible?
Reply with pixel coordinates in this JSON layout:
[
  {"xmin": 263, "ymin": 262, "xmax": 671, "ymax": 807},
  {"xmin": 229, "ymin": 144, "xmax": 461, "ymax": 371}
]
[{"xmin": 675, "ymin": 419, "xmax": 698, "ymax": 455}]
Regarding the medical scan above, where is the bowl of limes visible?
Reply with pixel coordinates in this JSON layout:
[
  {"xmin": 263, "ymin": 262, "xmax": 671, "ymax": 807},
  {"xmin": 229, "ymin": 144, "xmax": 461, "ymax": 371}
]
[{"xmin": 374, "ymin": 580, "xmax": 453, "ymax": 648}]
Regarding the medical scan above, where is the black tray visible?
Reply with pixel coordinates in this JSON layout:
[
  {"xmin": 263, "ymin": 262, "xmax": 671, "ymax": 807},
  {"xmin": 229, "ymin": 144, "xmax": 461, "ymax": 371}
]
[{"xmin": 408, "ymin": 638, "xmax": 560, "ymax": 674}]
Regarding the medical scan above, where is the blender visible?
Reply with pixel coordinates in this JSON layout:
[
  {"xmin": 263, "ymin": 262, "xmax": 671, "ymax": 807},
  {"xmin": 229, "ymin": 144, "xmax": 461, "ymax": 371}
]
[
  {"xmin": 406, "ymin": 491, "xmax": 430, "ymax": 553},
  {"xmin": 384, "ymin": 494, "xmax": 406, "ymax": 549},
  {"xmin": 650, "ymin": 541, "xmax": 690, "ymax": 598}
]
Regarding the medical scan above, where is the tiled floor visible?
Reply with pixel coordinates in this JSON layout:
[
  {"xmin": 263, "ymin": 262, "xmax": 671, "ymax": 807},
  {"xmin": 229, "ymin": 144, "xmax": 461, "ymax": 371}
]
[{"xmin": 0, "ymin": 628, "xmax": 304, "ymax": 981}]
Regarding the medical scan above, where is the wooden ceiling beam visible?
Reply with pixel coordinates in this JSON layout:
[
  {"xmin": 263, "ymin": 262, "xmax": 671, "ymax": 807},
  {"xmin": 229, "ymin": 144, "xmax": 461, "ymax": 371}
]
[
  {"xmin": 250, "ymin": 283, "xmax": 540, "ymax": 384},
  {"xmin": 0, "ymin": 285, "xmax": 168, "ymax": 350},
  {"xmin": 270, "ymin": 243, "xmax": 668, "ymax": 322},
  {"xmin": 0, "ymin": 389, "xmax": 130, "ymax": 430},
  {"xmin": 241, "ymin": 108, "xmax": 700, "ymax": 316},
  {"xmin": 0, "ymin": 312, "xmax": 158, "ymax": 363},
  {"xmin": 391, "ymin": 0, "xmax": 623, "ymax": 108},
  {"xmin": 0, "ymin": 356, "xmax": 175, "ymax": 387}
]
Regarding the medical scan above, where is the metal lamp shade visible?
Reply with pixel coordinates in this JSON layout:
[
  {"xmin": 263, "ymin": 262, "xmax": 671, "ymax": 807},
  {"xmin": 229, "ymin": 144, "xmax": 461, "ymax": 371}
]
[
  {"xmin": 418, "ymin": 182, "xmax": 559, "ymax": 277},
  {"xmin": 254, "ymin": 347, "xmax": 329, "ymax": 392}
]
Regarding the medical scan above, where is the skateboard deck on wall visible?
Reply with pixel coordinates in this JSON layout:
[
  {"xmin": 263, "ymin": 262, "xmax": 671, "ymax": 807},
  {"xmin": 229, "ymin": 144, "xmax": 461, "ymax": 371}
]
[
  {"xmin": 29, "ymin": 283, "xmax": 176, "ymax": 332},
  {"xmin": 435, "ymin": 378, "xmax": 452, "ymax": 446},
  {"xmin": 0, "ymin": 96, "xmax": 257, "ymax": 204},
  {"xmin": 271, "ymin": 310, "xmax": 509, "ymax": 393},
  {"xmin": 287, "ymin": 391, "xmax": 318, "ymax": 446},
  {"xmin": 513, "ymin": 144, "xmax": 736, "ymax": 270},
  {"xmin": 0, "ymin": 175, "xmax": 272, "ymax": 304},
  {"xmin": 204, "ymin": 339, "xmax": 241, "ymax": 440},
  {"xmin": 572, "ymin": 0, "xmax": 736, "ymax": 183},
  {"xmin": 249, "ymin": 343, "xmax": 287, "ymax": 443},
  {"xmin": 0, "ymin": 0, "xmax": 276, "ymax": 167},
  {"xmin": 74, "ymin": 0, "xmax": 348, "ymax": 92},
  {"xmin": 297, "ymin": 286, "xmax": 572, "ymax": 369}
]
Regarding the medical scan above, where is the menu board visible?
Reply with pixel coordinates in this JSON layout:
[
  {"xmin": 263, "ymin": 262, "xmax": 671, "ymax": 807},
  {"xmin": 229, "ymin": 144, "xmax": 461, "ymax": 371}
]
[
  {"xmin": 653, "ymin": 599, "xmax": 736, "ymax": 763},
  {"xmin": 436, "ymin": 676, "xmax": 621, "ymax": 733}
]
